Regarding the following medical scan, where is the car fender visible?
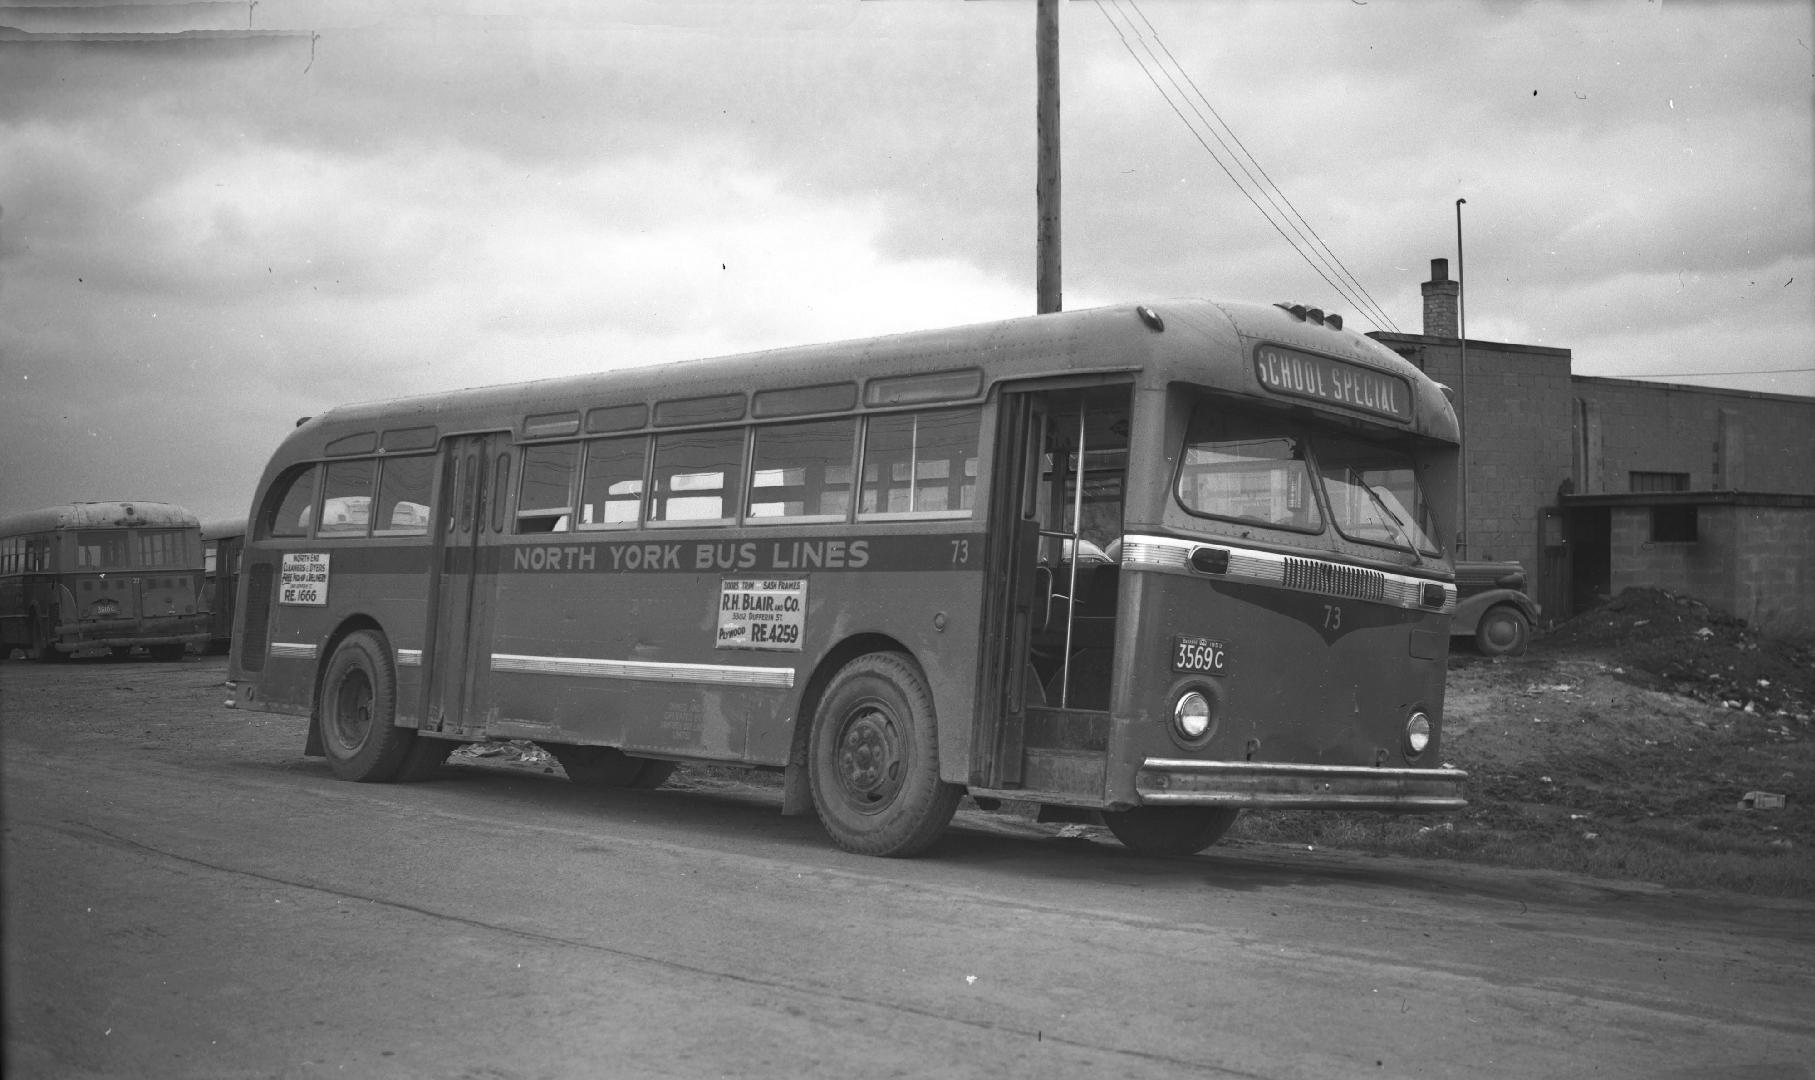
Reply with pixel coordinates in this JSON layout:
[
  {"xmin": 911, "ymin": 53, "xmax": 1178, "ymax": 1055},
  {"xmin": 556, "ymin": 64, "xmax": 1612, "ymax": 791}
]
[{"xmin": 1451, "ymin": 589, "xmax": 1541, "ymax": 635}]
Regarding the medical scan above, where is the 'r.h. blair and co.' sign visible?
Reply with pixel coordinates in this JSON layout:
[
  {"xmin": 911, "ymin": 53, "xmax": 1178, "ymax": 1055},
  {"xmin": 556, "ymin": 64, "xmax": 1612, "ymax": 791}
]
[{"xmin": 1253, "ymin": 344, "xmax": 1414, "ymax": 422}]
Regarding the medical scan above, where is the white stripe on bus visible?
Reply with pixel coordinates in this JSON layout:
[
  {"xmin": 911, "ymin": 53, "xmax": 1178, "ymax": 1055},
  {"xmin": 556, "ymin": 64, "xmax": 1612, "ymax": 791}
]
[{"xmin": 489, "ymin": 652, "xmax": 795, "ymax": 689}]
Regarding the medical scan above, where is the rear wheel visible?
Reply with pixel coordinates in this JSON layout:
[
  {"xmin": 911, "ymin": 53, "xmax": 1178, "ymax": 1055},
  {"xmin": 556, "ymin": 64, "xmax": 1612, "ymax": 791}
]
[
  {"xmin": 1101, "ymin": 805, "xmax": 1240, "ymax": 856},
  {"xmin": 808, "ymin": 652, "xmax": 960, "ymax": 857},
  {"xmin": 318, "ymin": 630, "xmax": 414, "ymax": 782},
  {"xmin": 542, "ymin": 744, "xmax": 676, "ymax": 789},
  {"xmin": 150, "ymin": 643, "xmax": 186, "ymax": 662},
  {"xmin": 1474, "ymin": 604, "xmax": 1531, "ymax": 657}
]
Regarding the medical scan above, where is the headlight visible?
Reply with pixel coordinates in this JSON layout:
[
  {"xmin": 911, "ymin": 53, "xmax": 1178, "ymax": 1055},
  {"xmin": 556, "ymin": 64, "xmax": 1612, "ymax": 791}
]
[
  {"xmin": 1174, "ymin": 691, "xmax": 1213, "ymax": 740},
  {"xmin": 1405, "ymin": 711, "xmax": 1432, "ymax": 756}
]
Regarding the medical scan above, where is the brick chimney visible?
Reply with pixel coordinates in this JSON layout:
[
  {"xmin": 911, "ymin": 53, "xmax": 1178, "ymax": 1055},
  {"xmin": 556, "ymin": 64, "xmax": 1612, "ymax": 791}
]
[{"xmin": 1422, "ymin": 257, "xmax": 1460, "ymax": 338}]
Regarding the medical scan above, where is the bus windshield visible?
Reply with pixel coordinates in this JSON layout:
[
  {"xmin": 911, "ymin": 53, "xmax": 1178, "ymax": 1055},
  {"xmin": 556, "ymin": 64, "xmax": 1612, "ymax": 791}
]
[{"xmin": 1175, "ymin": 403, "xmax": 1442, "ymax": 556}]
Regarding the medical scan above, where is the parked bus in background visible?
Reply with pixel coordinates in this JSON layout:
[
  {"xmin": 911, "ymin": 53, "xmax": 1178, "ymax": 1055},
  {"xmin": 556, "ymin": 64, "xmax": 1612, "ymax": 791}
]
[
  {"xmin": 0, "ymin": 502, "xmax": 210, "ymax": 662},
  {"xmin": 226, "ymin": 299, "xmax": 1466, "ymax": 856},
  {"xmin": 201, "ymin": 519, "xmax": 248, "ymax": 654}
]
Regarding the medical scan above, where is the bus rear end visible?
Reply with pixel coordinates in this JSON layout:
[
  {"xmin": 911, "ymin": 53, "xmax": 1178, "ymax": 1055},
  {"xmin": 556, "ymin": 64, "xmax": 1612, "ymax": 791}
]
[{"xmin": 55, "ymin": 507, "xmax": 209, "ymax": 661}]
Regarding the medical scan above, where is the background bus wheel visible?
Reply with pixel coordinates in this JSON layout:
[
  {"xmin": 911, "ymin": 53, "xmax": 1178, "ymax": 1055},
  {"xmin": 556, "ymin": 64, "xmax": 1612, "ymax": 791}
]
[
  {"xmin": 1474, "ymin": 604, "xmax": 1531, "ymax": 657},
  {"xmin": 1100, "ymin": 805, "xmax": 1240, "ymax": 856},
  {"xmin": 318, "ymin": 630, "xmax": 414, "ymax": 782},
  {"xmin": 30, "ymin": 615, "xmax": 69, "ymax": 664},
  {"xmin": 542, "ymin": 744, "xmax": 674, "ymax": 789},
  {"xmin": 149, "ymin": 643, "xmax": 186, "ymax": 662},
  {"xmin": 808, "ymin": 652, "xmax": 960, "ymax": 857}
]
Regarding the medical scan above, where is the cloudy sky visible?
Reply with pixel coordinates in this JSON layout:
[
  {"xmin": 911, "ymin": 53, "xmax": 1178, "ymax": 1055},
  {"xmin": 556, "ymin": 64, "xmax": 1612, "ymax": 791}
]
[{"xmin": 2, "ymin": 0, "xmax": 1811, "ymax": 524}]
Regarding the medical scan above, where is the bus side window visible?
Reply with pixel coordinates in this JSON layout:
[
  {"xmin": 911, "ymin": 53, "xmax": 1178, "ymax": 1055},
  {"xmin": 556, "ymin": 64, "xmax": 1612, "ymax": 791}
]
[
  {"xmin": 318, "ymin": 460, "xmax": 377, "ymax": 536},
  {"xmin": 374, "ymin": 454, "xmax": 435, "ymax": 536},
  {"xmin": 517, "ymin": 444, "xmax": 577, "ymax": 533},
  {"xmin": 577, "ymin": 435, "xmax": 648, "ymax": 529},
  {"xmin": 747, "ymin": 418, "xmax": 855, "ymax": 523},
  {"xmin": 650, "ymin": 430, "xmax": 743, "ymax": 524},
  {"xmin": 859, "ymin": 407, "xmax": 979, "ymax": 519}
]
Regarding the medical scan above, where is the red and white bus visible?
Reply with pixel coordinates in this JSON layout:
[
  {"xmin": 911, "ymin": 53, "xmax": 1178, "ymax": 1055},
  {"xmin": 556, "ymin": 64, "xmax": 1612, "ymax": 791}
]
[
  {"xmin": 226, "ymin": 299, "xmax": 1465, "ymax": 856},
  {"xmin": 0, "ymin": 501, "xmax": 211, "ymax": 661}
]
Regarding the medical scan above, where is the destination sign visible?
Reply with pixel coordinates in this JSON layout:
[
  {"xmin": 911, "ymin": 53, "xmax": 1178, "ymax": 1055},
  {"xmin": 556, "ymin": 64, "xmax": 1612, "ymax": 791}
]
[{"xmin": 1253, "ymin": 344, "xmax": 1413, "ymax": 422}]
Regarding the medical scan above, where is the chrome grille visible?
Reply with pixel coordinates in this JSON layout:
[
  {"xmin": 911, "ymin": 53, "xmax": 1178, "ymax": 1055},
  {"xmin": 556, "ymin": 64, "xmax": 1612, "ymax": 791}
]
[{"xmin": 1282, "ymin": 557, "xmax": 1386, "ymax": 602}]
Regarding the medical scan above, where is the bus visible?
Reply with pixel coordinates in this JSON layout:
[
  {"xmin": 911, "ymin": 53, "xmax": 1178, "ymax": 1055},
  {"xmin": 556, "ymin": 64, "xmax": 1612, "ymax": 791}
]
[
  {"xmin": 225, "ymin": 299, "xmax": 1466, "ymax": 857},
  {"xmin": 201, "ymin": 519, "xmax": 248, "ymax": 653},
  {"xmin": 0, "ymin": 501, "xmax": 211, "ymax": 662}
]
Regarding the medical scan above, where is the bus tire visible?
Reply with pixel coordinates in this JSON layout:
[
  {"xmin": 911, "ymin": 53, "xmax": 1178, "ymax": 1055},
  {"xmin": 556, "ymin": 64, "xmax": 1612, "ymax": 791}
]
[
  {"xmin": 318, "ymin": 630, "xmax": 414, "ymax": 782},
  {"xmin": 150, "ymin": 643, "xmax": 186, "ymax": 662},
  {"xmin": 808, "ymin": 651, "xmax": 960, "ymax": 857},
  {"xmin": 30, "ymin": 613, "xmax": 68, "ymax": 664},
  {"xmin": 1474, "ymin": 604, "xmax": 1531, "ymax": 657},
  {"xmin": 542, "ymin": 744, "xmax": 674, "ymax": 789},
  {"xmin": 1101, "ymin": 805, "xmax": 1240, "ymax": 856}
]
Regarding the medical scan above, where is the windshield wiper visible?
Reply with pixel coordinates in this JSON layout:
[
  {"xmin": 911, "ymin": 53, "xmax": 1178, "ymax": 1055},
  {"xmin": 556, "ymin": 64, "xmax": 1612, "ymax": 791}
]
[{"xmin": 1352, "ymin": 471, "xmax": 1424, "ymax": 567}]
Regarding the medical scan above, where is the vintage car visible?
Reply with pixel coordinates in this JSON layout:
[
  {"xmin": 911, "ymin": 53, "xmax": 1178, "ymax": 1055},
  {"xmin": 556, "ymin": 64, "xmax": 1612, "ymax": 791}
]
[{"xmin": 1452, "ymin": 559, "xmax": 1541, "ymax": 656}]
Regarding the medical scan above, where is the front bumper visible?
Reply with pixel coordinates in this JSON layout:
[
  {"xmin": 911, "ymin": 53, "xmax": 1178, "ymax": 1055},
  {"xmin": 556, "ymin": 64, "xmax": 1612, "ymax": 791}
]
[
  {"xmin": 1136, "ymin": 758, "xmax": 1467, "ymax": 811},
  {"xmin": 52, "ymin": 618, "xmax": 210, "ymax": 653}
]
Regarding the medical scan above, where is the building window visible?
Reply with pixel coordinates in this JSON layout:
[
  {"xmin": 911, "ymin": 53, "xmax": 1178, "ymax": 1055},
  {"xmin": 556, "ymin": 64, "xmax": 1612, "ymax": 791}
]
[
  {"xmin": 1650, "ymin": 505, "xmax": 1698, "ymax": 543},
  {"xmin": 1630, "ymin": 471, "xmax": 1689, "ymax": 493}
]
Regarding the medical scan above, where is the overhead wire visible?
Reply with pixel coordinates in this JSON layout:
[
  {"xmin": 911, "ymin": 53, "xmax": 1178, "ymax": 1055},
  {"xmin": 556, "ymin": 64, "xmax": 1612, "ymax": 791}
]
[{"xmin": 1093, "ymin": 0, "xmax": 1401, "ymax": 332}]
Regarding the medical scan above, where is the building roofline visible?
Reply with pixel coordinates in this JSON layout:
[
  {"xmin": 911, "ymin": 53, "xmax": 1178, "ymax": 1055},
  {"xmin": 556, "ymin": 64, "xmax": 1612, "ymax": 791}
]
[
  {"xmin": 1570, "ymin": 373, "xmax": 1815, "ymax": 405},
  {"xmin": 1368, "ymin": 331, "xmax": 1572, "ymax": 360}
]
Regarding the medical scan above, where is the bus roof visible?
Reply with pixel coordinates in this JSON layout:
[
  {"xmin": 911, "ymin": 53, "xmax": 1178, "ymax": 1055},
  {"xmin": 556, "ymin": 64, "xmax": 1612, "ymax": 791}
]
[
  {"xmin": 273, "ymin": 299, "xmax": 1458, "ymax": 462},
  {"xmin": 0, "ymin": 501, "xmax": 202, "ymax": 536},
  {"xmin": 201, "ymin": 518, "xmax": 249, "ymax": 541}
]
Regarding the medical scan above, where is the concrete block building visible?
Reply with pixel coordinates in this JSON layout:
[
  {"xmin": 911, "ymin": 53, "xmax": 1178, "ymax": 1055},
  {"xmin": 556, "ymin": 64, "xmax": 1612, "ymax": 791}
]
[{"xmin": 1372, "ymin": 260, "xmax": 1815, "ymax": 634}]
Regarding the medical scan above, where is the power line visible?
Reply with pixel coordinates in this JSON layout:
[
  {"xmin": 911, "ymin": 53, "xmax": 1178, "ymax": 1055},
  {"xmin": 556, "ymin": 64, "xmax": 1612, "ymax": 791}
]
[
  {"xmin": 1093, "ymin": 0, "xmax": 1400, "ymax": 332},
  {"xmin": 1608, "ymin": 367, "xmax": 1814, "ymax": 378},
  {"xmin": 1119, "ymin": 0, "xmax": 1397, "ymax": 331}
]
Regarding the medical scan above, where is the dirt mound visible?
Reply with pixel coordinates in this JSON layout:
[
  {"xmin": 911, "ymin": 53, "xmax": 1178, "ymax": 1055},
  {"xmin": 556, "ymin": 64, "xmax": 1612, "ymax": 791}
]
[{"xmin": 1535, "ymin": 587, "xmax": 1814, "ymax": 723}]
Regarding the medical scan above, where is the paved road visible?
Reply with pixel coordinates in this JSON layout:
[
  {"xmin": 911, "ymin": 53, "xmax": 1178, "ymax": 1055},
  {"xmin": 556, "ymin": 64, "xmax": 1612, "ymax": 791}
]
[{"xmin": 4, "ymin": 656, "xmax": 1812, "ymax": 1079}]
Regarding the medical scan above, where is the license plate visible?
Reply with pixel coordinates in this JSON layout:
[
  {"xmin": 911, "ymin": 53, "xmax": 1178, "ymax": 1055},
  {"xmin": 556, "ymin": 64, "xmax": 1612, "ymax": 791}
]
[{"xmin": 1171, "ymin": 635, "xmax": 1229, "ymax": 675}]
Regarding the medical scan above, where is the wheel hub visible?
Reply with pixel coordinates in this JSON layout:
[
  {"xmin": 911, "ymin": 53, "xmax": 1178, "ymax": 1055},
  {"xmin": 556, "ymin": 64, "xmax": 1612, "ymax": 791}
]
[{"xmin": 836, "ymin": 705, "xmax": 904, "ymax": 809}]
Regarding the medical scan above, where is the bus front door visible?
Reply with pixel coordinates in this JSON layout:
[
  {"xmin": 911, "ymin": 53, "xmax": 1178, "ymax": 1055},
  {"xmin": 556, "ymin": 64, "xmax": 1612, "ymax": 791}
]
[
  {"xmin": 976, "ymin": 383, "xmax": 1131, "ymax": 800},
  {"xmin": 422, "ymin": 433, "xmax": 511, "ymax": 736}
]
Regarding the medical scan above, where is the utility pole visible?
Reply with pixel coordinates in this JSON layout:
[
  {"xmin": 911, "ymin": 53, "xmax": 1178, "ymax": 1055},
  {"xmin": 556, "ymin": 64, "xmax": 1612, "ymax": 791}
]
[
  {"xmin": 1036, "ymin": 0, "xmax": 1061, "ymax": 314},
  {"xmin": 1455, "ymin": 197, "xmax": 1468, "ymax": 558}
]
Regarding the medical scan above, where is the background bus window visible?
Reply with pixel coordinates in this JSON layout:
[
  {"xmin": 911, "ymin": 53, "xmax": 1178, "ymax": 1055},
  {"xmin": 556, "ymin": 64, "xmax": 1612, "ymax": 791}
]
[
  {"xmin": 518, "ymin": 444, "xmax": 577, "ymax": 533},
  {"xmin": 374, "ymin": 454, "xmax": 435, "ymax": 536},
  {"xmin": 577, "ymin": 435, "xmax": 647, "ymax": 529},
  {"xmin": 263, "ymin": 465, "xmax": 318, "ymax": 539},
  {"xmin": 318, "ymin": 460, "xmax": 377, "ymax": 535},
  {"xmin": 747, "ymin": 418, "xmax": 855, "ymax": 523},
  {"xmin": 651, "ymin": 430, "xmax": 743, "ymax": 523},
  {"xmin": 135, "ymin": 530, "xmax": 184, "ymax": 568},
  {"xmin": 859, "ymin": 407, "xmax": 979, "ymax": 519},
  {"xmin": 75, "ymin": 531, "xmax": 130, "ymax": 569}
]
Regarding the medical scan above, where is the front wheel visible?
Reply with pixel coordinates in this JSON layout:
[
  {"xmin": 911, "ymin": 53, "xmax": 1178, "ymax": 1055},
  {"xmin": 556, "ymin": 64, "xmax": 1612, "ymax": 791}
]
[
  {"xmin": 1474, "ymin": 604, "xmax": 1531, "ymax": 657},
  {"xmin": 1101, "ymin": 805, "xmax": 1240, "ymax": 856},
  {"xmin": 808, "ymin": 652, "xmax": 960, "ymax": 857},
  {"xmin": 318, "ymin": 630, "xmax": 414, "ymax": 782}
]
